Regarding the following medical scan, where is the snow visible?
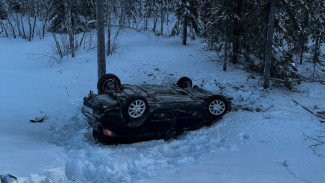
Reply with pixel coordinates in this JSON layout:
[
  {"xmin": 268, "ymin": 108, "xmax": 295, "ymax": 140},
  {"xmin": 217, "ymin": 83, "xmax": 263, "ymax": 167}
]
[{"xmin": 1, "ymin": 30, "xmax": 325, "ymax": 183}]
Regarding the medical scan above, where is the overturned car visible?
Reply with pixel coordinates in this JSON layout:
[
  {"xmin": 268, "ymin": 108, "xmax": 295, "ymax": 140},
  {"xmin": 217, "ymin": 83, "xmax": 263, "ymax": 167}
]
[{"xmin": 82, "ymin": 74, "xmax": 231, "ymax": 144}]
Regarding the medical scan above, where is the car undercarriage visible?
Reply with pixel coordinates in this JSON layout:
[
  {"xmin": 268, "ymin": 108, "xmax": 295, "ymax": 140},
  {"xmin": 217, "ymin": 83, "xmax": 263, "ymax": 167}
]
[{"xmin": 82, "ymin": 74, "xmax": 231, "ymax": 144}]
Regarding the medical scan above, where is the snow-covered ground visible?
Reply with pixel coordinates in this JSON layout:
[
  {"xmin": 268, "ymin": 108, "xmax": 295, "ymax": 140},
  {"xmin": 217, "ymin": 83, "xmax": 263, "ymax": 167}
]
[{"xmin": 0, "ymin": 30, "xmax": 325, "ymax": 183}]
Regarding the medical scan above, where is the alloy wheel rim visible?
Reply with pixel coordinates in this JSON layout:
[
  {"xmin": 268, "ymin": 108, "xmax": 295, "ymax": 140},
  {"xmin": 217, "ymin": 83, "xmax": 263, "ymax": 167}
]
[
  {"xmin": 128, "ymin": 100, "xmax": 146, "ymax": 118},
  {"xmin": 209, "ymin": 100, "xmax": 226, "ymax": 115}
]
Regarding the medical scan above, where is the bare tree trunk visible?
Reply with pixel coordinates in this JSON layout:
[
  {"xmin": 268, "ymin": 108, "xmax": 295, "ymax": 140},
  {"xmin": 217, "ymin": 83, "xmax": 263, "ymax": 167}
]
[
  {"xmin": 181, "ymin": 0, "xmax": 187, "ymax": 45},
  {"xmin": 27, "ymin": 1, "xmax": 35, "ymax": 42},
  {"xmin": 144, "ymin": 0, "xmax": 148, "ymax": 30},
  {"xmin": 66, "ymin": 0, "xmax": 75, "ymax": 57},
  {"xmin": 263, "ymin": 0, "xmax": 276, "ymax": 89},
  {"xmin": 106, "ymin": 5, "xmax": 111, "ymax": 56},
  {"xmin": 152, "ymin": 1, "xmax": 158, "ymax": 33},
  {"xmin": 119, "ymin": 7, "xmax": 124, "ymax": 26},
  {"xmin": 223, "ymin": 23, "xmax": 229, "ymax": 71},
  {"xmin": 312, "ymin": 36, "xmax": 320, "ymax": 78},
  {"xmin": 299, "ymin": 44, "xmax": 304, "ymax": 65},
  {"xmin": 40, "ymin": 0, "xmax": 48, "ymax": 38},
  {"xmin": 20, "ymin": 14, "xmax": 26, "ymax": 39},
  {"xmin": 13, "ymin": 14, "xmax": 23, "ymax": 38},
  {"xmin": 0, "ymin": 25, "xmax": 3, "ymax": 35},
  {"xmin": 28, "ymin": 0, "xmax": 37, "ymax": 42},
  {"xmin": 299, "ymin": 8, "xmax": 309, "ymax": 65},
  {"xmin": 28, "ymin": 11, "xmax": 32, "ymax": 41},
  {"xmin": 166, "ymin": 0, "xmax": 169, "ymax": 26},
  {"xmin": 97, "ymin": 0, "xmax": 106, "ymax": 80},
  {"xmin": 182, "ymin": 16, "xmax": 187, "ymax": 45},
  {"xmin": 223, "ymin": 1, "xmax": 230, "ymax": 71},
  {"xmin": 79, "ymin": 32, "xmax": 86, "ymax": 47},
  {"xmin": 312, "ymin": 36, "xmax": 320, "ymax": 77},
  {"xmin": 0, "ymin": 20, "xmax": 9, "ymax": 37},
  {"xmin": 7, "ymin": 19, "xmax": 16, "ymax": 38},
  {"xmin": 52, "ymin": 33, "xmax": 64, "ymax": 58},
  {"xmin": 139, "ymin": 0, "xmax": 143, "ymax": 18},
  {"xmin": 160, "ymin": 0, "xmax": 164, "ymax": 35},
  {"xmin": 231, "ymin": 0, "xmax": 243, "ymax": 64},
  {"xmin": 313, "ymin": 36, "xmax": 320, "ymax": 64},
  {"xmin": 42, "ymin": 19, "xmax": 48, "ymax": 38},
  {"xmin": 31, "ymin": 16, "xmax": 37, "ymax": 39}
]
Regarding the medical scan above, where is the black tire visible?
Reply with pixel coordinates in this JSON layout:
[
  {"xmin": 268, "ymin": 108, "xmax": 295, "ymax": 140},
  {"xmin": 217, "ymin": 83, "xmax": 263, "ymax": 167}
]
[
  {"xmin": 122, "ymin": 95, "xmax": 149, "ymax": 127},
  {"xmin": 206, "ymin": 95, "xmax": 229, "ymax": 119},
  {"xmin": 97, "ymin": 74, "xmax": 121, "ymax": 94},
  {"xmin": 176, "ymin": 77, "xmax": 193, "ymax": 89}
]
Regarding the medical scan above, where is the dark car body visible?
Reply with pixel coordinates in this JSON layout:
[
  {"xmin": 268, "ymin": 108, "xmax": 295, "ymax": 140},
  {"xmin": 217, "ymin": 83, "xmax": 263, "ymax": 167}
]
[{"xmin": 82, "ymin": 84, "xmax": 231, "ymax": 144}]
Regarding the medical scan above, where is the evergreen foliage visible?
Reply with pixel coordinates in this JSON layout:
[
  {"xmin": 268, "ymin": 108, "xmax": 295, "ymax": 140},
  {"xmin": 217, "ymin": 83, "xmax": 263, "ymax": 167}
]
[
  {"xmin": 174, "ymin": 0, "xmax": 200, "ymax": 45},
  {"xmin": 48, "ymin": 0, "xmax": 95, "ymax": 33},
  {"xmin": 0, "ymin": 0, "xmax": 7, "ymax": 19},
  {"xmin": 199, "ymin": 0, "xmax": 325, "ymax": 88}
]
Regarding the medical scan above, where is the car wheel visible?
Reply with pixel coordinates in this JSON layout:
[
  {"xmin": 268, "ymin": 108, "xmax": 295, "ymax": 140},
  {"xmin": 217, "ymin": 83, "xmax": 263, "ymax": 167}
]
[
  {"xmin": 123, "ymin": 95, "xmax": 149, "ymax": 127},
  {"xmin": 207, "ymin": 95, "xmax": 229, "ymax": 119},
  {"xmin": 176, "ymin": 77, "xmax": 193, "ymax": 89},
  {"xmin": 97, "ymin": 74, "xmax": 121, "ymax": 94}
]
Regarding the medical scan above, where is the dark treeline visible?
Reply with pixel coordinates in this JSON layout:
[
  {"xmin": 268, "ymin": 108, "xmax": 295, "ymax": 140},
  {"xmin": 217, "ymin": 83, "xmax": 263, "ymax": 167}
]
[{"xmin": 0, "ymin": 0, "xmax": 324, "ymax": 89}]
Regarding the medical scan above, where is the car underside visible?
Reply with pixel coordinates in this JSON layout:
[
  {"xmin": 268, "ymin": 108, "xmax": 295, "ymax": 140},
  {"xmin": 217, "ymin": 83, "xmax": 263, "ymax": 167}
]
[{"xmin": 82, "ymin": 74, "xmax": 231, "ymax": 144}]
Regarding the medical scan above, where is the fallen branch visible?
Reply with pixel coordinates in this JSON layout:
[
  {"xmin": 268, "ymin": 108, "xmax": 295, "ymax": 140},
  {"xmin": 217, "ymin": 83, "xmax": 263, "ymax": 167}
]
[
  {"xmin": 291, "ymin": 99, "xmax": 325, "ymax": 121},
  {"xmin": 262, "ymin": 105, "xmax": 274, "ymax": 112},
  {"xmin": 304, "ymin": 133, "xmax": 325, "ymax": 153},
  {"xmin": 303, "ymin": 79, "xmax": 325, "ymax": 83},
  {"xmin": 26, "ymin": 53, "xmax": 61, "ymax": 66},
  {"xmin": 65, "ymin": 86, "xmax": 70, "ymax": 97},
  {"xmin": 267, "ymin": 77, "xmax": 302, "ymax": 83},
  {"xmin": 242, "ymin": 107, "xmax": 255, "ymax": 112}
]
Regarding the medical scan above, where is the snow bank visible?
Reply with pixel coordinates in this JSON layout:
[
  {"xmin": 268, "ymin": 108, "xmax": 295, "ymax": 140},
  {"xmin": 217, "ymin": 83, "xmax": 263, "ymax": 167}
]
[{"xmin": 48, "ymin": 110, "xmax": 237, "ymax": 183}]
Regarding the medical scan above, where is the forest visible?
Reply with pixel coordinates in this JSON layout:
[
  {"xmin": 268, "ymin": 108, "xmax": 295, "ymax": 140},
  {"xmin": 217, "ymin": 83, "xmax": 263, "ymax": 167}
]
[{"xmin": 0, "ymin": 0, "xmax": 324, "ymax": 89}]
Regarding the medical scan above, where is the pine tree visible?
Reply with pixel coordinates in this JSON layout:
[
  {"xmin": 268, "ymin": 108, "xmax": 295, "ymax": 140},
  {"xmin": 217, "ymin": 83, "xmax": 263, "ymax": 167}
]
[
  {"xmin": 176, "ymin": 0, "xmax": 200, "ymax": 45},
  {"xmin": 0, "ymin": 0, "xmax": 7, "ymax": 19},
  {"xmin": 48, "ymin": 0, "xmax": 66, "ymax": 33},
  {"xmin": 309, "ymin": 0, "xmax": 325, "ymax": 72},
  {"xmin": 48, "ymin": 0, "xmax": 94, "ymax": 33}
]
